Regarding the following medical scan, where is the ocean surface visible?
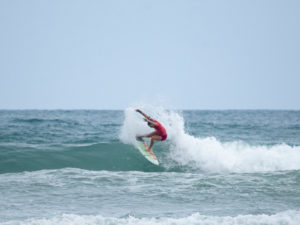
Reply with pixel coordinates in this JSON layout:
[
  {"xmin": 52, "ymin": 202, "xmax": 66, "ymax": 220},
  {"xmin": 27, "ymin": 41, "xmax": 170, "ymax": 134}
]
[{"xmin": 0, "ymin": 108, "xmax": 300, "ymax": 225}]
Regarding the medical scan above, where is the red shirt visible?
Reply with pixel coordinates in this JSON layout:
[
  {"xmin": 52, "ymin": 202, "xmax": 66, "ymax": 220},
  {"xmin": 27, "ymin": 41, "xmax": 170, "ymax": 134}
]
[{"xmin": 154, "ymin": 120, "xmax": 167, "ymax": 136}]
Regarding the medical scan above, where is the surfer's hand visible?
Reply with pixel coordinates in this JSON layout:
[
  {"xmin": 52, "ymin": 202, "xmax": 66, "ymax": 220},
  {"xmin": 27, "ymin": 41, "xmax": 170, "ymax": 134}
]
[{"xmin": 136, "ymin": 109, "xmax": 141, "ymax": 113}]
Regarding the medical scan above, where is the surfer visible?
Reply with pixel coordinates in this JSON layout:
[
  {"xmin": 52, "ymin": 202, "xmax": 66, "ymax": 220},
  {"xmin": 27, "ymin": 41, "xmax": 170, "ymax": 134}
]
[{"xmin": 136, "ymin": 109, "xmax": 167, "ymax": 152}]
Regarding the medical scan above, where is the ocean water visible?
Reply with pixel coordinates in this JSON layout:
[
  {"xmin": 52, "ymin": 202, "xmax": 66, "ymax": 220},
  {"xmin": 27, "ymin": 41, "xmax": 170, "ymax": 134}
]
[{"xmin": 0, "ymin": 108, "xmax": 300, "ymax": 225}]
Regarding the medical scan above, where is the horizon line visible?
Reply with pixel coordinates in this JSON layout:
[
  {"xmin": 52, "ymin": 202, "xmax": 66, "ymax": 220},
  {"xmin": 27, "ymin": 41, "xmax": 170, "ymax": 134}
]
[{"xmin": 0, "ymin": 108, "xmax": 299, "ymax": 111}]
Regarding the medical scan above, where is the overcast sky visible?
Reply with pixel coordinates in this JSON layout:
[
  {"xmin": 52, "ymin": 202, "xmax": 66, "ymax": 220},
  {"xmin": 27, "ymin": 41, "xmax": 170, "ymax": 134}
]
[{"xmin": 0, "ymin": 0, "xmax": 299, "ymax": 109}]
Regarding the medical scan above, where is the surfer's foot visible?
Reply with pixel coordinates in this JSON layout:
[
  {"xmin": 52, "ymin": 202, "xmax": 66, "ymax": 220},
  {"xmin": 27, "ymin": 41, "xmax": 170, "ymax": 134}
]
[
  {"xmin": 136, "ymin": 135, "xmax": 144, "ymax": 142},
  {"xmin": 145, "ymin": 147, "xmax": 156, "ymax": 159}
]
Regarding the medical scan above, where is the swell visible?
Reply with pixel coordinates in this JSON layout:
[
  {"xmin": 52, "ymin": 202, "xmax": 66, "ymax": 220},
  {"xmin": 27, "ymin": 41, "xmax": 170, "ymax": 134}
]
[
  {"xmin": 0, "ymin": 142, "xmax": 163, "ymax": 174},
  {"xmin": 11, "ymin": 118, "xmax": 70, "ymax": 124},
  {"xmin": 1, "ymin": 109, "xmax": 300, "ymax": 174}
]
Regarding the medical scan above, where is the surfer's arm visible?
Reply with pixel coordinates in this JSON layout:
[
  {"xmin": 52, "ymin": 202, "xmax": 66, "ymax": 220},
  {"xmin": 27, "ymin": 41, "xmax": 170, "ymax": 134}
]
[
  {"xmin": 136, "ymin": 109, "xmax": 150, "ymax": 120},
  {"xmin": 136, "ymin": 109, "xmax": 158, "ymax": 126}
]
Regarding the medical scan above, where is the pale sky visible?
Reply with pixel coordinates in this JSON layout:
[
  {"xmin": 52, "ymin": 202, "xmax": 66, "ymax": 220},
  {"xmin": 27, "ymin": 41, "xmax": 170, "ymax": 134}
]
[{"xmin": 0, "ymin": 0, "xmax": 299, "ymax": 109}]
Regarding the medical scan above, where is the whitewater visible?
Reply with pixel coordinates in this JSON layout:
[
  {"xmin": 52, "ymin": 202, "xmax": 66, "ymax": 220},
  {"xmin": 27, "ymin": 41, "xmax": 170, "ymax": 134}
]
[
  {"xmin": 120, "ymin": 107, "xmax": 300, "ymax": 173},
  {"xmin": 0, "ymin": 108, "xmax": 299, "ymax": 224}
]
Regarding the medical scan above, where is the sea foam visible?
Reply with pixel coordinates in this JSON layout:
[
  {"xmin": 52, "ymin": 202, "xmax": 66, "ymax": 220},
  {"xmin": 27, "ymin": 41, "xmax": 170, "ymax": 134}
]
[
  {"xmin": 2, "ymin": 211, "xmax": 300, "ymax": 225},
  {"xmin": 120, "ymin": 106, "xmax": 300, "ymax": 173}
]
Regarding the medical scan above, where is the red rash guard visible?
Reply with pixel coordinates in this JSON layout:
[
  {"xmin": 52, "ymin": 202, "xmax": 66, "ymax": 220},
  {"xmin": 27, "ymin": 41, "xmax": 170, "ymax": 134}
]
[{"xmin": 154, "ymin": 120, "xmax": 167, "ymax": 141}]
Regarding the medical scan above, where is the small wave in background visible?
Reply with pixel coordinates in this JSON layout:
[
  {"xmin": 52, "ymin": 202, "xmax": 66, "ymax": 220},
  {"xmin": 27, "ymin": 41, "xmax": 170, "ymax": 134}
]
[{"xmin": 2, "ymin": 210, "xmax": 300, "ymax": 225}]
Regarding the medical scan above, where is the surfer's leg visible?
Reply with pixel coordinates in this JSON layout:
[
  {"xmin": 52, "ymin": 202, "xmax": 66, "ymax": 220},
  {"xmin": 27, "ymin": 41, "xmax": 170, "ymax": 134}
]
[
  {"xmin": 147, "ymin": 135, "xmax": 162, "ymax": 151},
  {"xmin": 144, "ymin": 131, "xmax": 158, "ymax": 138},
  {"xmin": 141, "ymin": 132, "xmax": 160, "ymax": 150}
]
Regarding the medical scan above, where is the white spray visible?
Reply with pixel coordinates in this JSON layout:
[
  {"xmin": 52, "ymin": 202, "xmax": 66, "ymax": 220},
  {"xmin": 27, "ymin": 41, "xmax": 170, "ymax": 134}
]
[{"xmin": 120, "ymin": 105, "xmax": 300, "ymax": 173}]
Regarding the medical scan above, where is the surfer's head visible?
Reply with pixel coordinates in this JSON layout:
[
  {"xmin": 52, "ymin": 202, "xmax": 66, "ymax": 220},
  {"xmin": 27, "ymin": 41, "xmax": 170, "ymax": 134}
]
[{"xmin": 147, "ymin": 122, "xmax": 155, "ymax": 128}]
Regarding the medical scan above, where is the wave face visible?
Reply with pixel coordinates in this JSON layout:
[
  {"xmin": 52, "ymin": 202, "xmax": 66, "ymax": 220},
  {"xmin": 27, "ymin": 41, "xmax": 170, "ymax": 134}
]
[
  {"xmin": 0, "ymin": 143, "xmax": 162, "ymax": 173},
  {"xmin": 0, "ymin": 109, "xmax": 300, "ymax": 173}
]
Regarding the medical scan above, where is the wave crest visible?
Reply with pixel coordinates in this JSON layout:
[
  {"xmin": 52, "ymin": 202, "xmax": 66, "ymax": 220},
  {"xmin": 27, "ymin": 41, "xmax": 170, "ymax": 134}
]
[{"xmin": 120, "ymin": 106, "xmax": 300, "ymax": 173}]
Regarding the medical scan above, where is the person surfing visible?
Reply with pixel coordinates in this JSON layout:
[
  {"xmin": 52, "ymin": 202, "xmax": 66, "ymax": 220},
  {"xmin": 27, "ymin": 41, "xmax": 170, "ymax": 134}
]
[{"xmin": 135, "ymin": 109, "xmax": 167, "ymax": 153}]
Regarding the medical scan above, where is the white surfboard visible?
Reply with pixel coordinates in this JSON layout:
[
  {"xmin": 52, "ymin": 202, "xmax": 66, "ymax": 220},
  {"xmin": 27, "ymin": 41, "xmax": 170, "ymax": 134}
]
[{"xmin": 136, "ymin": 140, "xmax": 159, "ymax": 165}]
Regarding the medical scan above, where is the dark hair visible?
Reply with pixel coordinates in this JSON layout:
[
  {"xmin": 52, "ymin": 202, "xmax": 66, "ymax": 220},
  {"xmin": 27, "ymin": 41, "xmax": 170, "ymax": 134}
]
[{"xmin": 147, "ymin": 122, "xmax": 151, "ymax": 126}]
